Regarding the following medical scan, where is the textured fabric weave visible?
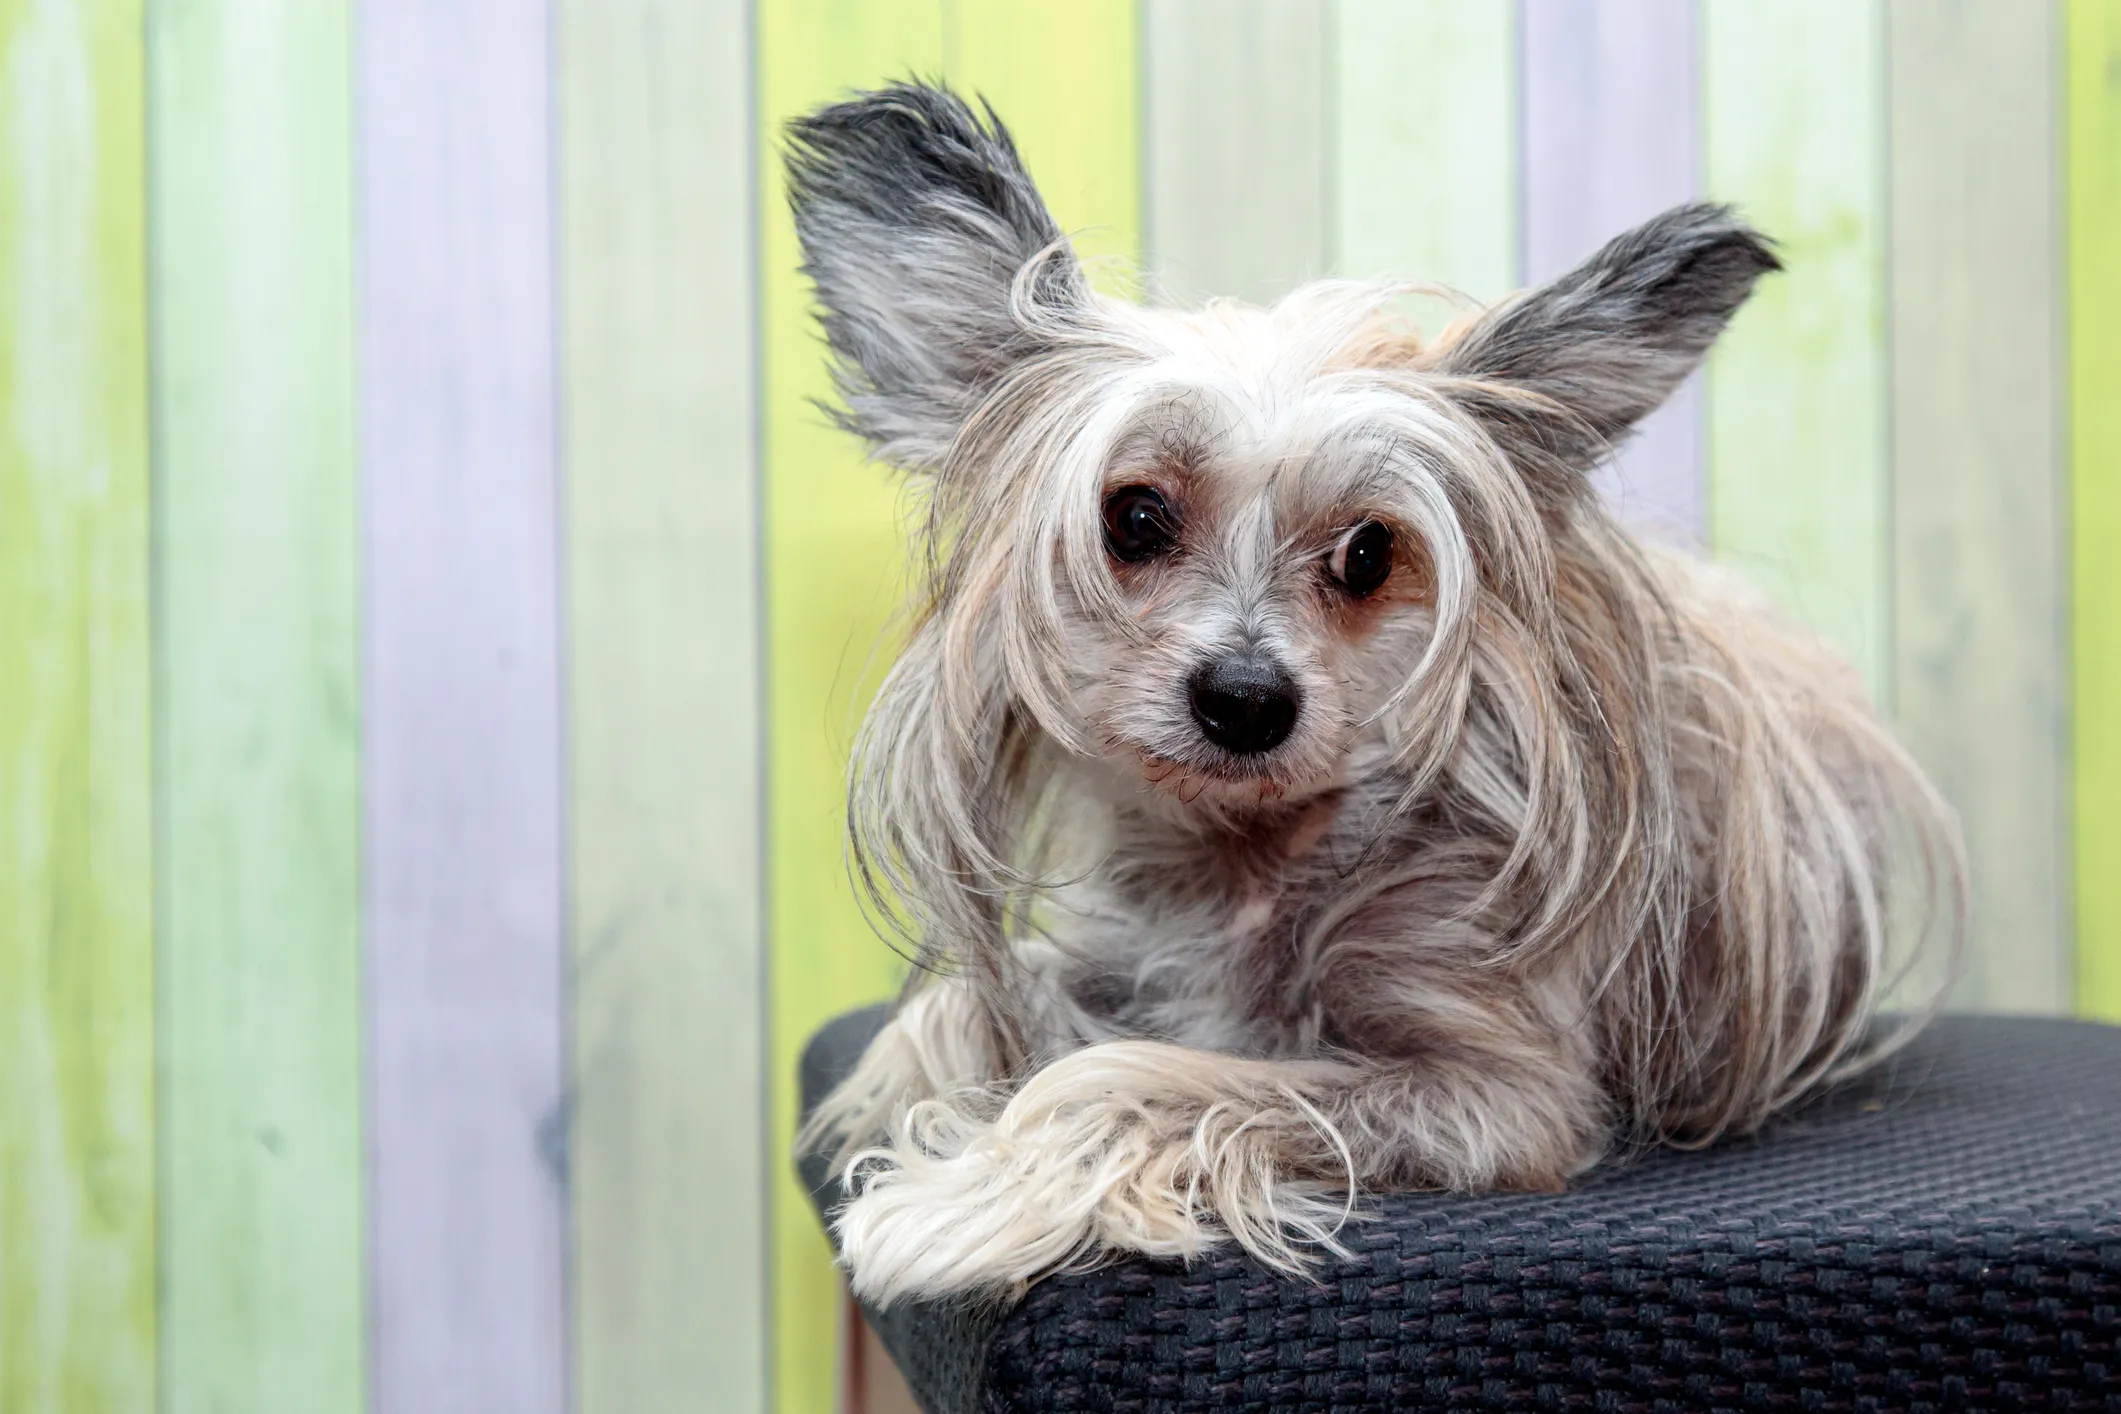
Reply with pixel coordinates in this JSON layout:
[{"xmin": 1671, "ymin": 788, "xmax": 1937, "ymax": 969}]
[{"xmin": 800, "ymin": 1009, "xmax": 2121, "ymax": 1412}]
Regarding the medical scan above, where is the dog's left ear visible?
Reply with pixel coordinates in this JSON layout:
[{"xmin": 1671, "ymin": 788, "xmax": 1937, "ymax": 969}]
[
  {"xmin": 786, "ymin": 81, "xmax": 1086, "ymax": 472},
  {"xmin": 1435, "ymin": 203, "xmax": 1779, "ymax": 495}
]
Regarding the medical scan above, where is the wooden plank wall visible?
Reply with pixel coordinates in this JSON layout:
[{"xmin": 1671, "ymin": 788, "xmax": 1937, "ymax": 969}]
[
  {"xmin": 149, "ymin": 3, "xmax": 366, "ymax": 1411},
  {"xmin": 1144, "ymin": 0, "xmax": 1327, "ymax": 305},
  {"xmin": 1332, "ymin": 0, "xmax": 1517, "ymax": 321},
  {"xmin": 0, "ymin": 6, "xmax": 2117, "ymax": 1413},
  {"xmin": 0, "ymin": 3, "xmax": 157, "ymax": 1409},
  {"xmin": 356, "ymin": 2, "xmax": 569, "ymax": 1410},
  {"xmin": 1888, "ymin": 0, "xmax": 2069, "ymax": 1013},
  {"xmin": 558, "ymin": 0, "xmax": 766, "ymax": 1411},
  {"xmin": 1703, "ymin": 0, "xmax": 1892, "ymax": 704},
  {"xmin": 1522, "ymin": 0, "xmax": 1702, "ymax": 540},
  {"xmin": 2075, "ymin": 0, "xmax": 2121, "ymax": 1022}
]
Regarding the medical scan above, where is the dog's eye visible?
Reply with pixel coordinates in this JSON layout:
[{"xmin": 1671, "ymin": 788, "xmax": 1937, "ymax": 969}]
[
  {"xmin": 1103, "ymin": 485, "xmax": 1179, "ymax": 562},
  {"xmin": 1328, "ymin": 521, "xmax": 1394, "ymax": 597}
]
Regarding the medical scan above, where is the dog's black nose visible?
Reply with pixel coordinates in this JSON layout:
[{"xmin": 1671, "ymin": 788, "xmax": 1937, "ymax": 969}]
[{"xmin": 1189, "ymin": 655, "xmax": 1301, "ymax": 755}]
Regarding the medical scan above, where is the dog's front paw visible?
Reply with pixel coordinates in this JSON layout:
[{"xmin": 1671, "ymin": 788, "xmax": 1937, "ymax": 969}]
[{"xmin": 833, "ymin": 1146, "xmax": 1063, "ymax": 1307}]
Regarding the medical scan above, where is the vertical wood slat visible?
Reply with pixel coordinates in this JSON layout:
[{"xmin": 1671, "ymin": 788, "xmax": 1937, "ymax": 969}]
[
  {"xmin": 558, "ymin": 0, "xmax": 765, "ymax": 1411},
  {"xmin": 761, "ymin": 11, "xmax": 946, "ymax": 1411},
  {"xmin": 1521, "ymin": 0, "xmax": 1703, "ymax": 541},
  {"xmin": 0, "ymin": 3, "xmax": 156, "ymax": 1410},
  {"xmin": 1144, "ymin": 0, "xmax": 1327, "ymax": 305},
  {"xmin": 149, "ymin": 2, "xmax": 365, "ymax": 1409},
  {"xmin": 357, "ymin": 2, "xmax": 567, "ymax": 1410},
  {"xmin": 1333, "ymin": 0, "xmax": 1517, "ymax": 320},
  {"xmin": 2072, "ymin": 0, "xmax": 2121, "ymax": 1021},
  {"xmin": 1888, "ymin": 0, "xmax": 2069, "ymax": 1014},
  {"xmin": 761, "ymin": 7, "xmax": 1141, "ymax": 1411},
  {"xmin": 1703, "ymin": 0, "xmax": 1891, "ymax": 703}
]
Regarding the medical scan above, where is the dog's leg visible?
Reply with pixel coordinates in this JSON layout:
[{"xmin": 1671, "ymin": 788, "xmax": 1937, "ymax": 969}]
[
  {"xmin": 799, "ymin": 978, "xmax": 999, "ymax": 1172},
  {"xmin": 834, "ymin": 1032, "xmax": 1605, "ymax": 1306}
]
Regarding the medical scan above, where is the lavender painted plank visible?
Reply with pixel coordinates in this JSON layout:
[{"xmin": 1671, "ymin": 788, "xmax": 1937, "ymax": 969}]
[
  {"xmin": 357, "ymin": 3, "xmax": 566, "ymax": 1411},
  {"xmin": 1522, "ymin": 0, "xmax": 1703, "ymax": 542}
]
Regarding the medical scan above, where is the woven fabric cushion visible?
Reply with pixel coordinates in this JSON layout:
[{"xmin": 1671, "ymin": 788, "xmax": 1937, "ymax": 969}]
[{"xmin": 799, "ymin": 1007, "xmax": 2121, "ymax": 1412}]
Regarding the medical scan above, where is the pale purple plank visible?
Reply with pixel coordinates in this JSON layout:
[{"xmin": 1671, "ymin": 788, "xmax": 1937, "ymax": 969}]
[
  {"xmin": 1522, "ymin": 0, "xmax": 1703, "ymax": 542},
  {"xmin": 357, "ymin": 3, "xmax": 567, "ymax": 1412}
]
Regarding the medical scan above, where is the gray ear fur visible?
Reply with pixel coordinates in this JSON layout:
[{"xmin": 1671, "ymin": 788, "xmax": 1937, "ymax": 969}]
[
  {"xmin": 785, "ymin": 81, "xmax": 1085, "ymax": 471},
  {"xmin": 1436, "ymin": 203, "xmax": 1780, "ymax": 494}
]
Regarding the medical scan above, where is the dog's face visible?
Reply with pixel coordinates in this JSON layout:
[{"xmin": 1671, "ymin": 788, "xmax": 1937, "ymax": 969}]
[
  {"xmin": 1049, "ymin": 299, "xmax": 1482, "ymax": 810},
  {"xmin": 788, "ymin": 84, "xmax": 1775, "ymax": 816}
]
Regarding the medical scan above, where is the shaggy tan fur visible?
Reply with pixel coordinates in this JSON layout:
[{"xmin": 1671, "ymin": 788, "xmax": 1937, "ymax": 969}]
[{"xmin": 789, "ymin": 84, "xmax": 1965, "ymax": 1308}]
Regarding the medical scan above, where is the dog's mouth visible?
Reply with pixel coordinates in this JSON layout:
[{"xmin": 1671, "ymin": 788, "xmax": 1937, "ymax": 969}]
[{"xmin": 1135, "ymin": 748, "xmax": 1299, "ymax": 807}]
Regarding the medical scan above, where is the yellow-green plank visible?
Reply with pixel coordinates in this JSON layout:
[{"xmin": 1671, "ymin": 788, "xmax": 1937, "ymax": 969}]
[
  {"xmin": 0, "ymin": 1, "xmax": 156, "ymax": 1409},
  {"xmin": 1333, "ymin": 0, "xmax": 1517, "ymax": 322},
  {"xmin": 149, "ymin": 2, "xmax": 364, "ymax": 1409},
  {"xmin": 1704, "ymin": 0, "xmax": 1890, "ymax": 702},
  {"xmin": 762, "ymin": 6, "xmax": 1139, "ymax": 1411},
  {"xmin": 2074, "ymin": 0, "xmax": 2121, "ymax": 1021},
  {"xmin": 1887, "ymin": 0, "xmax": 2068, "ymax": 1014},
  {"xmin": 763, "ymin": 14, "xmax": 946, "ymax": 1412},
  {"xmin": 560, "ymin": 0, "xmax": 765, "ymax": 1411},
  {"xmin": 1143, "ymin": 0, "xmax": 1326, "ymax": 305}
]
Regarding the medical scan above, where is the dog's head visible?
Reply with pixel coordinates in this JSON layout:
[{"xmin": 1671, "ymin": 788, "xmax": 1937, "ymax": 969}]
[{"xmin": 788, "ymin": 82, "xmax": 1777, "ymax": 820}]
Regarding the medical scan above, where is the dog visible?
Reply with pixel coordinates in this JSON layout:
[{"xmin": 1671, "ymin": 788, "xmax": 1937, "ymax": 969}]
[{"xmin": 790, "ymin": 82, "xmax": 1964, "ymax": 1308}]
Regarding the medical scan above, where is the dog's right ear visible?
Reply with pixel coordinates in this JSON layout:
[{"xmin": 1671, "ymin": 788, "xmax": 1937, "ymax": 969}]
[{"xmin": 786, "ymin": 81, "xmax": 1086, "ymax": 472}]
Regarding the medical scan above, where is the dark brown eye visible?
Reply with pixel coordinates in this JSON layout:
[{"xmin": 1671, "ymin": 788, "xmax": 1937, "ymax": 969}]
[
  {"xmin": 1328, "ymin": 521, "xmax": 1393, "ymax": 597},
  {"xmin": 1103, "ymin": 485, "xmax": 1179, "ymax": 562}
]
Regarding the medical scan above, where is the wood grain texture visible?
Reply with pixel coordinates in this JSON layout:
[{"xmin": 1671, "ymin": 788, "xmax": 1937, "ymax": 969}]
[
  {"xmin": 1888, "ymin": 0, "xmax": 2068, "ymax": 1015},
  {"xmin": 1522, "ymin": 0, "xmax": 1703, "ymax": 543},
  {"xmin": 760, "ymin": 7, "xmax": 1139, "ymax": 1411},
  {"xmin": 357, "ymin": 3, "xmax": 567, "ymax": 1410},
  {"xmin": 762, "ymin": 14, "xmax": 944, "ymax": 1413},
  {"xmin": 1703, "ymin": 0, "xmax": 1891, "ymax": 703},
  {"xmin": 2072, "ymin": 0, "xmax": 2121, "ymax": 1021},
  {"xmin": 148, "ymin": 2, "xmax": 365, "ymax": 1409},
  {"xmin": 1333, "ymin": 0, "xmax": 1516, "ymax": 330},
  {"xmin": 1144, "ymin": 0, "xmax": 1327, "ymax": 305},
  {"xmin": 558, "ymin": 1, "xmax": 764, "ymax": 1411},
  {"xmin": 0, "ymin": 1, "xmax": 156, "ymax": 1409}
]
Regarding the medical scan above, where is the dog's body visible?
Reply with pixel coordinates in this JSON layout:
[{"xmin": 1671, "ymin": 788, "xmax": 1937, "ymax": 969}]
[{"xmin": 792, "ymin": 84, "xmax": 1963, "ymax": 1307}]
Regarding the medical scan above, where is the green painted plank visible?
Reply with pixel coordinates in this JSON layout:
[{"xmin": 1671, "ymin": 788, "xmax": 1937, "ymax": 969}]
[
  {"xmin": 148, "ymin": 3, "xmax": 365, "ymax": 1409},
  {"xmin": 558, "ymin": 1, "xmax": 765, "ymax": 1411},
  {"xmin": 1704, "ymin": 0, "xmax": 1890, "ymax": 703},
  {"xmin": 761, "ymin": 6, "xmax": 1140, "ymax": 1410},
  {"xmin": 1143, "ymin": 0, "xmax": 1327, "ymax": 305},
  {"xmin": 1887, "ymin": 0, "xmax": 2068, "ymax": 1014},
  {"xmin": 2074, "ymin": 0, "xmax": 2121, "ymax": 1022},
  {"xmin": 1333, "ymin": 0, "xmax": 1517, "ymax": 329},
  {"xmin": 0, "ymin": 1, "xmax": 157, "ymax": 1409},
  {"xmin": 762, "ymin": 13, "xmax": 946, "ymax": 1413}
]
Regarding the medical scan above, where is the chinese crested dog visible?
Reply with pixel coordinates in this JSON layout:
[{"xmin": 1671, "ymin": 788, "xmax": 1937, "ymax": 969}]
[{"xmin": 793, "ymin": 82, "xmax": 1964, "ymax": 1307}]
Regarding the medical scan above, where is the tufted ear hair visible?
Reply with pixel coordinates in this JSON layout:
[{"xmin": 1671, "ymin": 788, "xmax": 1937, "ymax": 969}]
[
  {"xmin": 1434, "ymin": 203, "xmax": 1780, "ymax": 498},
  {"xmin": 785, "ymin": 81, "xmax": 1087, "ymax": 472}
]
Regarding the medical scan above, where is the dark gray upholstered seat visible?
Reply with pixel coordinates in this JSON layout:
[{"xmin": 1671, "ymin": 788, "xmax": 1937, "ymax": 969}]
[{"xmin": 800, "ymin": 1006, "xmax": 2121, "ymax": 1412}]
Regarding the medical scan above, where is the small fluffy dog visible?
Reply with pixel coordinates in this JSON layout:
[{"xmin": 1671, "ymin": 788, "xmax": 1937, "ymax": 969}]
[{"xmin": 794, "ymin": 82, "xmax": 1963, "ymax": 1308}]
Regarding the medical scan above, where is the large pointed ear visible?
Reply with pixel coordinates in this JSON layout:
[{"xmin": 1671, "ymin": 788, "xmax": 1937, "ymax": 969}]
[
  {"xmin": 785, "ymin": 81, "xmax": 1087, "ymax": 471},
  {"xmin": 1433, "ymin": 203, "xmax": 1779, "ymax": 496}
]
